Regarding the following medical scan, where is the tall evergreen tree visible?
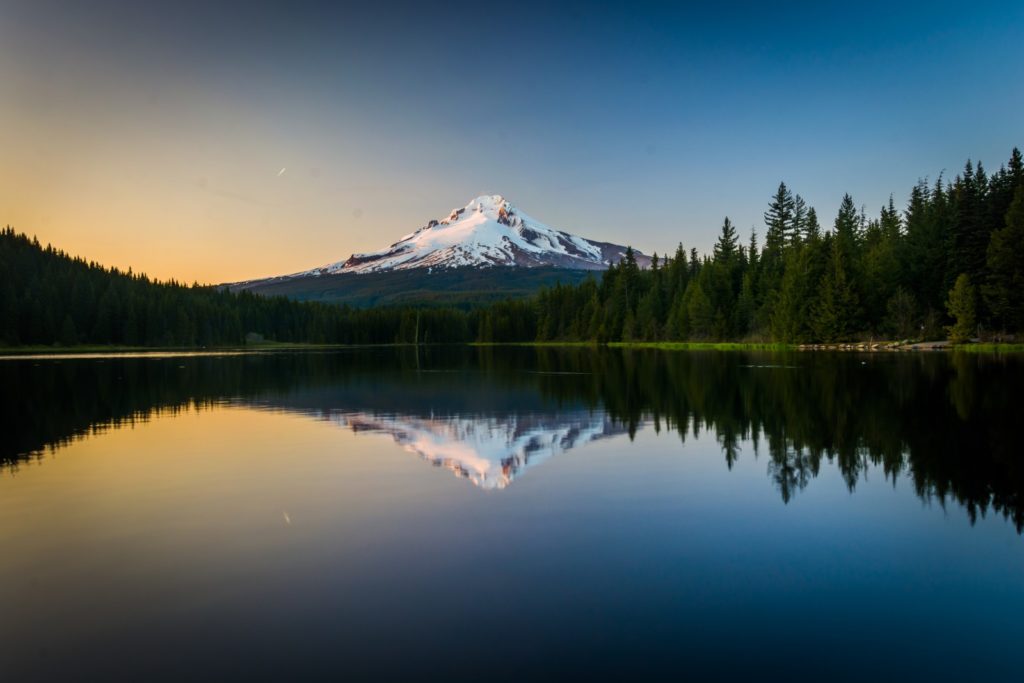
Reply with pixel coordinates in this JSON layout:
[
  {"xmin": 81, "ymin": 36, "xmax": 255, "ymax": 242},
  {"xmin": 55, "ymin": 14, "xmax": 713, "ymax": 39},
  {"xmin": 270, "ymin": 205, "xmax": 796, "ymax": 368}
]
[
  {"xmin": 946, "ymin": 273, "xmax": 977, "ymax": 343},
  {"xmin": 950, "ymin": 160, "xmax": 991, "ymax": 291},
  {"xmin": 713, "ymin": 217, "xmax": 739, "ymax": 263},
  {"xmin": 764, "ymin": 182, "xmax": 796, "ymax": 251},
  {"xmin": 803, "ymin": 207, "xmax": 821, "ymax": 241},
  {"xmin": 984, "ymin": 185, "xmax": 1024, "ymax": 333},
  {"xmin": 812, "ymin": 239, "xmax": 860, "ymax": 342},
  {"xmin": 791, "ymin": 194, "xmax": 808, "ymax": 246},
  {"xmin": 834, "ymin": 194, "xmax": 860, "ymax": 257},
  {"xmin": 772, "ymin": 248, "xmax": 811, "ymax": 342}
]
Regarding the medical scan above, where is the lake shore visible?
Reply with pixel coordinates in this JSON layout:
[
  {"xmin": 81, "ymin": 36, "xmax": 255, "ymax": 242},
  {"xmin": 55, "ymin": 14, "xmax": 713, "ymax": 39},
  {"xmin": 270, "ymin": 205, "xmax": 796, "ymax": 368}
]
[
  {"xmin": 476, "ymin": 340, "xmax": 1024, "ymax": 353},
  {"xmin": 0, "ymin": 341, "xmax": 416, "ymax": 358},
  {"xmin": 3, "ymin": 340, "xmax": 1023, "ymax": 358}
]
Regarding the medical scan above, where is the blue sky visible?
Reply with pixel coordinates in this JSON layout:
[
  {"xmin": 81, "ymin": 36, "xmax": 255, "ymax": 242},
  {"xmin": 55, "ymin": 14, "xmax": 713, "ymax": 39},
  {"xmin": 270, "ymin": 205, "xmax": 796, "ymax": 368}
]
[{"xmin": 1, "ymin": 0, "xmax": 1021, "ymax": 281}]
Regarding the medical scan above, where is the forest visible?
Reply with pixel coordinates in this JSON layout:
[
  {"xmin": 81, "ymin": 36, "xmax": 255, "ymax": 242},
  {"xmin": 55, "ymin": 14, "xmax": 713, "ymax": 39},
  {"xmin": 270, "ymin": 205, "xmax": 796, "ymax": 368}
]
[
  {"xmin": 0, "ymin": 228, "xmax": 473, "ymax": 347},
  {"xmin": 503, "ymin": 147, "xmax": 1024, "ymax": 344},
  {"xmin": 1, "ymin": 148, "xmax": 1022, "ymax": 347}
]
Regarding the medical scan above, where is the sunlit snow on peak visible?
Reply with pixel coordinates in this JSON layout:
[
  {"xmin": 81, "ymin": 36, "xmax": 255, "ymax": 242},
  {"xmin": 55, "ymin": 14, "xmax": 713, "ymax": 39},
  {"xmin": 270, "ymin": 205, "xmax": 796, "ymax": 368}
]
[{"xmin": 289, "ymin": 195, "xmax": 649, "ymax": 276}]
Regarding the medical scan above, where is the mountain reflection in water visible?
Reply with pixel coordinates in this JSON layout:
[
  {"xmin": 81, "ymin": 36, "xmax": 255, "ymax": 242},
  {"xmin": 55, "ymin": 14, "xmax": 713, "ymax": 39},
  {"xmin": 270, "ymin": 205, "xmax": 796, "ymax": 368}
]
[
  {"xmin": 320, "ymin": 411, "xmax": 624, "ymax": 489},
  {"xmin": 2, "ymin": 347, "xmax": 1022, "ymax": 530}
]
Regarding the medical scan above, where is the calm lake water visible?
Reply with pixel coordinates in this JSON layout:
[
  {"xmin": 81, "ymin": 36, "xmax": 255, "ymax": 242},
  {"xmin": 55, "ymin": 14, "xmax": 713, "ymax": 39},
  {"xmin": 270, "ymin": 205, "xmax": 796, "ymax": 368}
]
[{"xmin": 2, "ymin": 348, "xmax": 1023, "ymax": 681}]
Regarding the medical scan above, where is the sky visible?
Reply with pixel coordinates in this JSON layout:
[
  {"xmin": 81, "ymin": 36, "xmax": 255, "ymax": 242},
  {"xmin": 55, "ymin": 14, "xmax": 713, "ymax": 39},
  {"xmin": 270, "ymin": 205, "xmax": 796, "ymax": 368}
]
[{"xmin": 1, "ymin": 0, "xmax": 1021, "ymax": 283}]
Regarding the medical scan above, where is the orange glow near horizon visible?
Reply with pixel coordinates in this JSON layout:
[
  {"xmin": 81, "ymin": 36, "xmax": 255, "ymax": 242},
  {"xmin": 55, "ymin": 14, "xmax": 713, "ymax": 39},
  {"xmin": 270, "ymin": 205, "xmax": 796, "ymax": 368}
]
[
  {"xmin": 0, "ymin": 96, "xmax": 440, "ymax": 284},
  {"xmin": 0, "ymin": 26, "xmax": 485, "ymax": 284}
]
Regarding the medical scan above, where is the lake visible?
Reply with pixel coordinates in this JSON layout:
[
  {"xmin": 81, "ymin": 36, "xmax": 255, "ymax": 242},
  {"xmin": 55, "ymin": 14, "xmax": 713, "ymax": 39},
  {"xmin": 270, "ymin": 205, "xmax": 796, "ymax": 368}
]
[{"xmin": 2, "ymin": 348, "xmax": 1022, "ymax": 681}]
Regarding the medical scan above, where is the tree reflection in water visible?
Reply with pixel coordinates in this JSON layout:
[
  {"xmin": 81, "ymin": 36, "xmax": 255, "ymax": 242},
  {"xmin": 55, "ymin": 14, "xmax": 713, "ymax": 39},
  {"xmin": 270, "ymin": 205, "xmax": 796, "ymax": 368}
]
[{"xmin": 2, "ymin": 347, "xmax": 1021, "ymax": 530}]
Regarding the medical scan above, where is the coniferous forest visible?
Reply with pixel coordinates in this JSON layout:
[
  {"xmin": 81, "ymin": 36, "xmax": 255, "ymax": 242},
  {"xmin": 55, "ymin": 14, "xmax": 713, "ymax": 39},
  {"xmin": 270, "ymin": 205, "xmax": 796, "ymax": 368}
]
[
  {"xmin": 510, "ymin": 148, "xmax": 1024, "ymax": 344},
  {"xmin": 2, "ymin": 148, "xmax": 1022, "ymax": 348},
  {"xmin": 0, "ymin": 230, "xmax": 473, "ymax": 347}
]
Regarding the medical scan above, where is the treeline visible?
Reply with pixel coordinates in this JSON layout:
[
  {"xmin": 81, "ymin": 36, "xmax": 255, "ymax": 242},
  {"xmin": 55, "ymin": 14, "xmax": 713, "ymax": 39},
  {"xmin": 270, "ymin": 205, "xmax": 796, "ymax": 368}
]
[
  {"xmin": 509, "ymin": 147, "xmax": 1024, "ymax": 343},
  {"xmin": 0, "ymin": 228, "xmax": 473, "ymax": 346},
  {"xmin": 2, "ymin": 148, "xmax": 1022, "ymax": 347}
]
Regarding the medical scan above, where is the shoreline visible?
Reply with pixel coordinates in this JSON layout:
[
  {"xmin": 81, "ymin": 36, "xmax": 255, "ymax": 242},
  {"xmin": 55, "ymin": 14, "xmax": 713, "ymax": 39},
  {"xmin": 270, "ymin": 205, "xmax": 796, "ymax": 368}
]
[
  {"xmin": 2, "ymin": 340, "xmax": 1022, "ymax": 359},
  {"xmin": 0, "ymin": 342, "xmax": 421, "ymax": 359},
  {"xmin": 477, "ymin": 341, "xmax": 1024, "ymax": 352}
]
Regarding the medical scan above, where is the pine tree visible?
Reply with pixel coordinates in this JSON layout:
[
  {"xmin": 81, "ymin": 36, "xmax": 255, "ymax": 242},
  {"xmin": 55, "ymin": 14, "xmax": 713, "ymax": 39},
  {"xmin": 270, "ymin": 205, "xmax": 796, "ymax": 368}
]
[
  {"xmin": 636, "ymin": 287, "xmax": 662, "ymax": 341},
  {"xmin": 664, "ymin": 293, "xmax": 687, "ymax": 340},
  {"xmin": 667, "ymin": 243, "xmax": 689, "ymax": 301},
  {"xmin": 984, "ymin": 186, "xmax": 1024, "ymax": 333},
  {"xmin": 689, "ymin": 248, "xmax": 701, "ymax": 278},
  {"xmin": 803, "ymin": 207, "xmax": 821, "ymax": 241},
  {"xmin": 950, "ymin": 160, "xmax": 990, "ymax": 292},
  {"xmin": 945, "ymin": 273, "xmax": 977, "ymax": 343},
  {"xmin": 771, "ymin": 228, "xmax": 826, "ymax": 343},
  {"xmin": 862, "ymin": 200, "xmax": 901, "ymax": 333},
  {"xmin": 713, "ymin": 217, "xmax": 739, "ymax": 263},
  {"xmin": 880, "ymin": 195, "xmax": 901, "ymax": 238},
  {"xmin": 759, "ymin": 186, "xmax": 799, "ymax": 336},
  {"xmin": 791, "ymin": 195, "xmax": 808, "ymax": 246},
  {"xmin": 772, "ymin": 249, "xmax": 810, "ymax": 342},
  {"xmin": 764, "ymin": 182, "xmax": 795, "ymax": 252},
  {"xmin": 733, "ymin": 272, "xmax": 756, "ymax": 338},
  {"xmin": 620, "ymin": 246, "xmax": 640, "ymax": 314},
  {"xmin": 621, "ymin": 308, "xmax": 637, "ymax": 342},
  {"xmin": 685, "ymin": 280, "xmax": 713, "ymax": 339},
  {"xmin": 1010, "ymin": 147, "xmax": 1024, "ymax": 186},
  {"xmin": 812, "ymin": 240, "xmax": 859, "ymax": 342},
  {"xmin": 834, "ymin": 194, "xmax": 860, "ymax": 257}
]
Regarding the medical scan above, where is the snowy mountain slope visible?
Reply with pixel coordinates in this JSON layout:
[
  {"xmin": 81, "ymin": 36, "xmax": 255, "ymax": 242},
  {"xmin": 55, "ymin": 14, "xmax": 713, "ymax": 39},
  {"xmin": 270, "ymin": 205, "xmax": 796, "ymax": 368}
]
[{"xmin": 292, "ymin": 194, "xmax": 649, "ymax": 276}]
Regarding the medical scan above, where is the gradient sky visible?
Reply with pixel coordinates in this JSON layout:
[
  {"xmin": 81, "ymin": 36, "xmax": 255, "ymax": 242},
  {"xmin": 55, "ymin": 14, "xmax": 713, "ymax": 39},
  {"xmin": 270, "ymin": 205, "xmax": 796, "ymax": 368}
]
[{"xmin": 1, "ymin": 0, "xmax": 1021, "ymax": 283}]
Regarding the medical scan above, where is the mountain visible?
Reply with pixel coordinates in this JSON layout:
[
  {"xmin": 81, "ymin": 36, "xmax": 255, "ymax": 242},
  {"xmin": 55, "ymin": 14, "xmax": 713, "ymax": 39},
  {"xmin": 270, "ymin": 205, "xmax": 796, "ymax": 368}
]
[
  {"xmin": 229, "ymin": 194, "xmax": 648, "ymax": 306},
  {"xmin": 297, "ymin": 194, "xmax": 648, "ymax": 275}
]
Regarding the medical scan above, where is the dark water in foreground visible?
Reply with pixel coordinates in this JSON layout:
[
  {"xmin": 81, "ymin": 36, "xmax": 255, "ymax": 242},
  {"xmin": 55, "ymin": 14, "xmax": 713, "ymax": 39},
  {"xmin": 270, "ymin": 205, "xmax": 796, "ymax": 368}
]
[{"xmin": 1, "ymin": 348, "xmax": 1022, "ymax": 681}]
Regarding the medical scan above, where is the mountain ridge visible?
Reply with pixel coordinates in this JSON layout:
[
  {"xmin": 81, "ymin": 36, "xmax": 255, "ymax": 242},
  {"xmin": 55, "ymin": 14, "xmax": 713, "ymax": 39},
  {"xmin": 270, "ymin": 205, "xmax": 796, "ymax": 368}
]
[
  {"xmin": 228, "ymin": 194, "xmax": 649, "ymax": 306},
  {"xmin": 291, "ymin": 194, "xmax": 649, "ymax": 276}
]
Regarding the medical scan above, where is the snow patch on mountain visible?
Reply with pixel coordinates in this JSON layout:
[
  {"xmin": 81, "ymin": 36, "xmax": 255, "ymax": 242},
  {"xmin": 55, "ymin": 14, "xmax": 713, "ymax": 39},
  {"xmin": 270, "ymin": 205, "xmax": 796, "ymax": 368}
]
[{"xmin": 294, "ymin": 194, "xmax": 647, "ymax": 276}]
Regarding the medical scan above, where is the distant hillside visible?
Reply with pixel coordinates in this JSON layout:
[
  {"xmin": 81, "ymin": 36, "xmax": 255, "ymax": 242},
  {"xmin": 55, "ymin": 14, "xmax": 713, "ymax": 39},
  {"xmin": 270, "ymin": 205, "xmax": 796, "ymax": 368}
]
[{"xmin": 227, "ymin": 266, "xmax": 597, "ymax": 308}]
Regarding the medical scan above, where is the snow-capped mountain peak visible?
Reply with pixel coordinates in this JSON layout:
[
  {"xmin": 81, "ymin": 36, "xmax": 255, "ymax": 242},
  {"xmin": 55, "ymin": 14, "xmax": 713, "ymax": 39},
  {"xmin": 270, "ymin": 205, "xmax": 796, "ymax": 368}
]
[{"xmin": 295, "ymin": 194, "xmax": 648, "ymax": 276}]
